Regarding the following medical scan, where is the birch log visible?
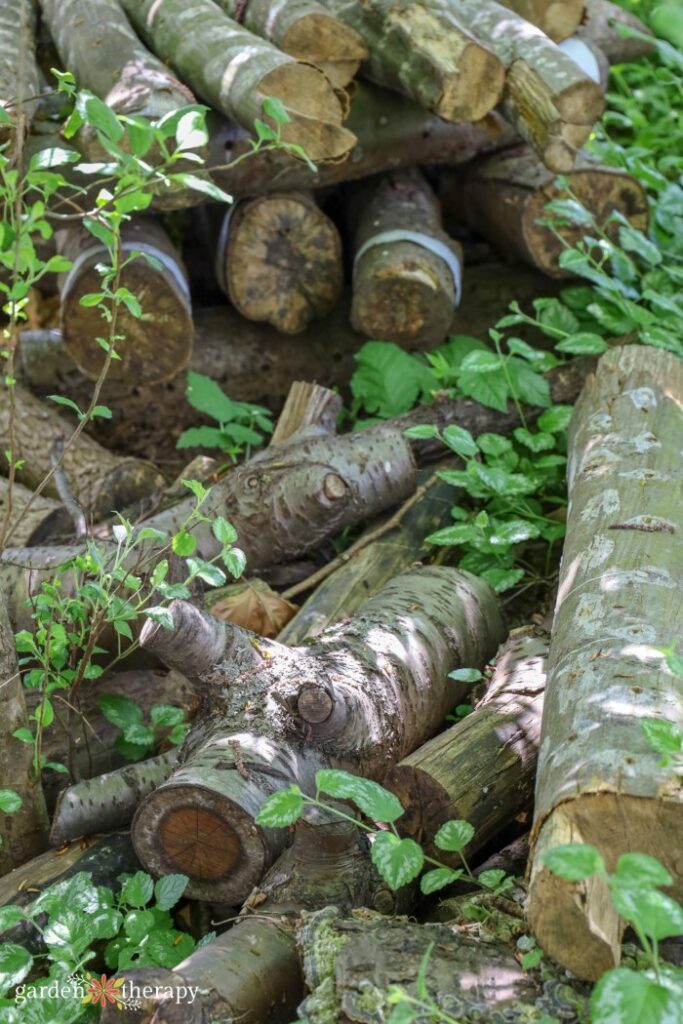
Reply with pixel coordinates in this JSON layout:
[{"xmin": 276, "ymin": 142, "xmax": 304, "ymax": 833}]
[
  {"xmin": 0, "ymin": 0, "xmax": 39, "ymax": 149},
  {"xmin": 452, "ymin": 146, "xmax": 649, "ymax": 277},
  {"xmin": 348, "ymin": 168, "xmax": 463, "ymax": 345},
  {"xmin": 0, "ymin": 587, "xmax": 49, "ymax": 874},
  {"xmin": 212, "ymin": 0, "xmax": 368, "ymax": 88},
  {"xmin": 120, "ymin": 0, "xmax": 355, "ymax": 164},
  {"xmin": 320, "ymin": 0, "xmax": 505, "ymax": 122},
  {"xmin": 527, "ymin": 346, "xmax": 683, "ymax": 981},
  {"xmin": 0, "ymin": 477, "xmax": 72, "ymax": 546},
  {"xmin": 498, "ymin": 0, "xmax": 585, "ymax": 42},
  {"xmin": 131, "ymin": 567, "xmax": 505, "ymax": 902}
]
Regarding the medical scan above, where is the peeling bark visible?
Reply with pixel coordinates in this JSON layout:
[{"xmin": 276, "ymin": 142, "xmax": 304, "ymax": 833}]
[
  {"xmin": 0, "ymin": 0, "xmax": 39, "ymax": 150},
  {"xmin": 132, "ymin": 567, "xmax": 505, "ymax": 903},
  {"xmin": 527, "ymin": 346, "xmax": 683, "ymax": 981}
]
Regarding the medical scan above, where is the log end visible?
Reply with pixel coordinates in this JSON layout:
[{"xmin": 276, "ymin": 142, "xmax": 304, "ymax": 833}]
[
  {"xmin": 98, "ymin": 458, "xmax": 165, "ymax": 519},
  {"xmin": 542, "ymin": 0, "xmax": 586, "ymax": 42},
  {"xmin": 282, "ymin": 14, "xmax": 368, "ymax": 90},
  {"xmin": 438, "ymin": 44, "xmax": 506, "ymax": 124},
  {"xmin": 384, "ymin": 764, "xmax": 457, "ymax": 853}
]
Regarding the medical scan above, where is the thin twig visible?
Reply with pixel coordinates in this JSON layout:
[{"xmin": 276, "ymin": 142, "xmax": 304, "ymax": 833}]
[{"xmin": 50, "ymin": 438, "xmax": 88, "ymax": 539}]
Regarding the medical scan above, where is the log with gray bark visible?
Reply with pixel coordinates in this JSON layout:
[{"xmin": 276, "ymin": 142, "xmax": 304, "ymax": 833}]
[
  {"xmin": 347, "ymin": 168, "xmax": 463, "ymax": 346},
  {"xmin": 385, "ymin": 623, "xmax": 548, "ymax": 863},
  {"xmin": 0, "ymin": 0, "xmax": 40, "ymax": 150},
  {"xmin": 131, "ymin": 567, "xmax": 505, "ymax": 903},
  {"xmin": 120, "ymin": 0, "xmax": 355, "ymax": 164},
  {"xmin": 527, "ymin": 346, "xmax": 683, "ymax": 981},
  {"xmin": 448, "ymin": 145, "xmax": 649, "ymax": 277},
  {"xmin": 0, "ymin": 476, "xmax": 73, "ymax": 547},
  {"xmin": 57, "ymin": 218, "xmax": 194, "ymax": 385}
]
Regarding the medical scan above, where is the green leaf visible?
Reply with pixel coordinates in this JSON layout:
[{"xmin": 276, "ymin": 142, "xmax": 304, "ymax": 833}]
[
  {"xmin": 315, "ymin": 769, "xmax": 404, "ymax": 823},
  {"xmin": 171, "ymin": 173, "xmax": 233, "ymax": 204},
  {"xmin": 186, "ymin": 557, "xmax": 226, "ymax": 587},
  {"xmin": 146, "ymin": 927, "xmax": 195, "ymax": 968},
  {"xmin": 150, "ymin": 705, "xmax": 185, "ymax": 728},
  {"xmin": 255, "ymin": 786, "xmax": 304, "ymax": 827},
  {"xmin": 426, "ymin": 524, "xmax": 477, "ymax": 546},
  {"xmin": 145, "ymin": 605, "xmax": 175, "ymax": 631},
  {"xmin": 0, "ymin": 906, "xmax": 25, "ymax": 930},
  {"xmin": 151, "ymin": 559, "xmax": 169, "ymax": 589},
  {"xmin": 83, "ymin": 94, "xmax": 124, "ymax": 142},
  {"xmin": 172, "ymin": 530, "xmax": 197, "ymax": 557},
  {"xmin": 537, "ymin": 405, "xmax": 573, "ymax": 434},
  {"xmin": 555, "ymin": 332, "xmax": 609, "ymax": 355},
  {"xmin": 513, "ymin": 428, "xmax": 555, "ymax": 453},
  {"xmin": 371, "ymin": 832, "xmax": 424, "ymax": 890},
  {"xmin": 121, "ymin": 871, "xmax": 154, "ymax": 908},
  {"xmin": 212, "ymin": 517, "xmax": 238, "ymax": 546},
  {"xmin": 48, "ymin": 394, "xmax": 82, "ymax": 417},
  {"xmin": 223, "ymin": 548, "xmax": 247, "ymax": 579},
  {"xmin": 478, "ymin": 869, "xmax": 510, "ymax": 892},
  {"xmin": 664, "ymin": 650, "xmax": 683, "ymax": 678},
  {"xmin": 177, "ymin": 426, "xmax": 226, "ymax": 450},
  {"xmin": 262, "ymin": 96, "xmax": 291, "ymax": 125},
  {"xmin": 123, "ymin": 908, "xmax": 156, "ymax": 943},
  {"xmin": 543, "ymin": 843, "xmax": 604, "ymax": 881},
  {"xmin": 113, "ymin": 618, "xmax": 134, "ymax": 641},
  {"xmin": 477, "ymin": 433, "xmax": 513, "ymax": 457},
  {"xmin": 592, "ymin": 968, "xmax": 680, "ymax": 1024},
  {"xmin": 442, "ymin": 425, "xmax": 478, "ymax": 459},
  {"xmin": 98, "ymin": 694, "xmax": 143, "ymax": 731},
  {"xmin": 611, "ymin": 884, "xmax": 683, "ymax": 941},
  {"xmin": 507, "ymin": 358, "xmax": 551, "ymax": 408},
  {"xmin": 12, "ymin": 727, "xmax": 34, "ymax": 744},
  {"xmin": 185, "ymin": 372, "xmax": 239, "ymax": 422},
  {"xmin": 434, "ymin": 819, "xmax": 474, "ymax": 853},
  {"xmin": 154, "ymin": 873, "xmax": 189, "ymax": 911},
  {"xmin": 0, "ymin": 790, "xmax": 22, "ymax": 814},
  {"xmin": 488, "ymin": 519, "xmax": 542, "ymax": 546},
  {"xmin": 174, "ymin": 108, "xmax": 208, "ymax": 151},
  {"xmin": 448, "ymin": 668, "xmax": 483, "ymax": 683},
  {"xmin": 641, "ymin": 719, "xmax": 683, "ymax": 761},
  {"xmin": 402, "ymin": 424, "xmax": 440, "ymax": 441},
  {"xmin": 0, "ymin": 943, "xmax": 32, "ymax": 996},
  {"xmin": 83, "ymin": 216, "xmax": 115, "ymax": 249},
  {"xmin": 351, "ymin": 341, "xmax": 434, "ymax": 419},
  {"xmin": 457, "ymin": 353, "xmax": 510, "ymax": 412},
  {"xmin": 533, "ymin": 297, "xmax": 581, "ymax": 337},
  {"xmin": 614, "ymin": 853, "xmax": 673, "ymax": 890},
  {"xmin": 420, "ymin": 867, "xmax": 463, "ymax": 894}
]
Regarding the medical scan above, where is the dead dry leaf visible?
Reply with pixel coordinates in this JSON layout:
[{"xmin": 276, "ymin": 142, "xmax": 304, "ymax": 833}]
[{"xmin": 209, "ymin": 579, "xmax": 297, "ymax": 638}]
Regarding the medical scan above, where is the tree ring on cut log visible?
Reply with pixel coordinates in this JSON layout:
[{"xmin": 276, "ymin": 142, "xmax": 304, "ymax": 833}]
[
  {"xmin": 160, "ymin": 806, "xmax": 240, "ymax": 879},
  {"xmin": 297, "ymin": 683, "xmax": 335, "ymax": 724}
]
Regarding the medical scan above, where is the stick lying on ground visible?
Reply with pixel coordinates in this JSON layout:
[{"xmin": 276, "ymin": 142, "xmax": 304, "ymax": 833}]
[{"xmin": 527, "ymin": 345, "xmax": 683, "ymax": 980}]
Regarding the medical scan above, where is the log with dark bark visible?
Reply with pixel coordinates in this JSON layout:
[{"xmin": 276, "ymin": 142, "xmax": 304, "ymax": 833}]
[
  {"xmin": 0, "ymin": 587, "xmax": 49, "ymax": 874},
  {"xmin": 0, "ymin": 476, "xmax": 73, "ymax": 546},
  {"xmin": 120, "ymin": 0, "xmax": 356, "ymax": 164},
  {"xmin": 319, "ymin": 0, "xmax": 505, "ymax": 122},
  {"xmin": 0, "ymin": 381, "xmax": 163, "ymax": 526},
  {"xmin": 348, "ymin": 169, "xmax": 463, "ymax": 346},
  {"xmin": 498, "ymin": 0, "xmax": 585, "ymax": 41},
  {"xmin": 57, "ymin": 218, "xmax": 193, "ymax": 385},
  {"xmin": 213, "ymin": 192, "xmax": 343, "ymax": 333},
  {"xmin": 430, "ymin": 0, "xmax": 604, "ymax": 171},
  {"xmin": 209, "ymin": 82, "xmax": 517, "ymax": 196},
  {"xmin": 450, "ymin": 145, "xmax": 649, "ymax": 277},
  {"xmin": 577, "ymin": 0, "xmax": 655, "ymax": 63},
  {"xmin": 0, "ymin": 0, "xmax": 39, "ymax": 149},
  {"xmin": 527, "ymin": 346, "xmax": 683, "ymax": 981},
  {"xmin": 132, "ymin": 567, "xmax": 505, "ymax": 903},
  {"xmin": 212, "ymin": 0, "xmax": 368, "ymax": 88},
  {"xmin": 385, "ymin": 624, "xmax": 548, "ymax": 863}
]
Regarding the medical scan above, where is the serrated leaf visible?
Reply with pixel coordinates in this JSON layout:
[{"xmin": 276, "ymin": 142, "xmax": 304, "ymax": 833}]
[
  {"xmin": 641, "ymin": 718, "xmax": 683, "ymax": 760},
  {"xmin": 212, "ymin": 517, "xmax": 238, "ymax": 546},
  {"xmin": 434, "ymin": 819, "xmax": 475, "ymax": 853},
  {"xmin": 255, "ymin": 786, "xmax": 304, "ymax": 827},
  {"xmin": 513, "ymin": 428, "xmax": 556, "ymax": 453},
  {"xmin": 98, "ymin": 693, "xmax": 143, "ymax": 730},
  {"xmin": 442, "ymin": 424, "xmax": 478, "ymax": 459},
  {"xmin": 351, "ymin": 341, "xmax": 434, "ymax": 418},
  {"xmin": 0, "ymin": 943, "xmax": 32, "ymax": 996},
  {"xmin": 426, "ymin": 524, "xmax": 477, "ymax": 546},
  {"xmin": 537, "ymin": 405, "xmax": 573, "ymax": 434},
  {"xmin": 488, "ymin": 519, "xmax": 542, "ymax": 546},
  {"xmin": 592, "ymin": 968, "xmax": 680, "ymax": 1024},
  {"xmin": 614, "ymin": 853, "xmax": 672, "ymax": 890},
  {"xmin": 543, "ymin": 843, "xmax": 604, "ymax": 880},
  {"xmin": 223, "ymin": 547, "xmax": 247, "ymax": 579},
  {"xmin": 611, "ymin": 884, "xmax": 683, "ymax": 941},
  {"xmin": 0, "ymin": 789, "xmax": 22, "ymax": 814},
  {"xmin": 154, "ymin": 873, "xmax": 188, "ymax": 911},
  {"xmin": 146, "ymin": 605, "xmax": 175, "ymax": 631},
  {"xmin": 172, "ymin": 530, "xmax": 196, "ymax": 557},
  {"xmin": 186, "ymin": 557, "xmax": 226, "ymax": 587},
  {"xmin": 150, "ymin": 704, "xmax": 185, "ymax": 728},
  {"xmin": 420, "ymin": 867, "xmax": 463, "ymax": 894},
  {"xmin": 402, "ymin": 424, "xmax": 440, "ymax": 440},
  {"xmin": 555, "ymin": 332, "xmax": 609, "ymax": 355},
  {"xmin": 121, "ymin": 871, "xmax": 154, "ymax": 908},
  {"xmin": 371, "ymin": 832, "xmax": 424, "ymax": 890},
  {"xmin": 315, "ymin": 769, "xmax": 405, "ymax": 823}
]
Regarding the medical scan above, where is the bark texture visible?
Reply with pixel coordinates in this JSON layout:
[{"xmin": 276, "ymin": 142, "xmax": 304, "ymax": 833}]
[
  {"xmin": 577, "ymin": 0, "xmax": 655, "ymax": 63},
  {"xmin": 0, "ymin": 0, "xmax": 39, "ymax": 148},
  {"xmin": 348, "ymin": 168, "xmax": 463, "ymax": 345},
  {"xmin": 320, "ymin": 0, "xmax": 505, "ymax": 122},
  {"xmin": 120, "ymin": 0, "xmax": 355, "ymax": 164},
  {"xmin": 213, "ymin": 0, "xmax": 368, "ymax": 88},
  {"xmin": 215, "ymin": 192, "xmax": 343, "ymax": 333},
  {"xmin": 498, "ymin": 0, "xmax": 585, "ymax": 41},
  {"xmin": 0, "ymin": 586, "xmax": 49, "ymax": 874},
  {"xmin": 386, "ymin": 624, "xmax": 548, "ymax": 863},
  {"xmin": 0, "ymin": 476, "xmax": 73, "ymax": 546},
  {"xmin": 132, "ymin": 567, "xmax": 505, "ymax": 902},
  {"xmin": 454, "ymin": 145, "xmax": 649, "ymax": 277},
  {"xmin": 527, "ymin": 346, "xmax": 683, "ymax": 981},
  {"xmin": 58, "ymin": 218, "xmax": 193, "ymax": 385}
]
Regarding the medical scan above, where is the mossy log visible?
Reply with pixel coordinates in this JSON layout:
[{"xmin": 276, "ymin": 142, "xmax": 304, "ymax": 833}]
[
  {"xmin": 0, "ymin": 476, "xmax": 72, "ymax": 546},
  {"xmin": 319, "ymin": 0, "xmax": 505, "ymax": 122},
  {"xmin": 209, "ymin": 81, "xmax": 516, "ymax": 196},
  {"xmin": 131, "ymin": 567, "xmax": 505, "ymax": 903},
  {"xmin": 527, "ymin": 346, "xmax": 683, "ymax": 981},
  {"xmin": 57, "ymin": 218, "xmax": 193, "ymax": 385},
  {"xmin": 0, "ymin": 382, "xmax": 163, "ymax": 526},
  {"xmin": 120, "ymin": 0, "xmax": 355, "ymax": 165},
  {"xmin": 213, "ymin": 192, "xmax": 343, "ymax": 333},
  {"xmin": 430, "ymin": 0, "xmax": 604, "ymax": 171},
  {"xmin": 577, "ymin": 0, "xmax": 655, "ymax": 63},
  {"xmin": 0, "ymin": 0, "xmax": 40, "ymax": 150},
  {"xmin": 348, "ymin": 168, "xmax": 463, "ymax": 346},
  {"xmin": 0, "ymin": 587, "xmax": 49, "ymax": 874},
  {"xmin": 212, "ymin": 0, "xmax": 368, "ymax": 88},
  {"xmin": 452, "ymin": 145, "xmax": 649, "ymax": 277},
  {"xmin": 385, "ymin": 624, "xmax": 548, "ymax": 862}
]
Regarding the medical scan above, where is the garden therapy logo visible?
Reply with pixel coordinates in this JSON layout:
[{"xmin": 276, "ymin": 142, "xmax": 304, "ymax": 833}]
[{"xmin": 82, "ymin": 973, "xmax": 132, "ymax": 1010}]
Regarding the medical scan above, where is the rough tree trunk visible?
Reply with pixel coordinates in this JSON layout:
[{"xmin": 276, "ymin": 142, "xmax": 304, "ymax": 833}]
[
  {"xmin": 450, "ymin": 145, "xmax": 649, "ymax": 277},
  {"xmin": 212, "ymin": 192, "xmax": 343, "ymax": 333},
  {"xmin": 0, "ymin": 0, "xmax": 39, "ymax": 149},
  {"xmin": 120, "ymin": 0, "xmax": 355, "ymax": 164},
  {"xmin": 0, "ymin": 476, "xmax": 73, "ymax": 546},
  {"xmin": 577, "ymin": 0, "xmax": 655, "ymax": 63},
  {"xmin": 431, "ymin": 0, "xmax": 604, "ymax": 171},
  {"xmin": 209, "ymin": 82, "xmax": 517, "ymax": 195},
  {"xmin": 348, "ymin": 168, "xmax": 463, "ymax": 346},
  {"xmin": 527, "ymin": 346, "xmax": 683, "ymax": 981},
  {"xmin": 132, "ymin": 567, "xmax": 505, "ymax": 903},
  {"xmin": 385, "ymin": 624, "xmax": 548, "ymax": 862},
  {"xmin": 212, "ymin": 0, "xmax": 368, "ymax": 88},
  {"xmin": 498, "ymin": 0, "xmax": 585, "ymax": 42},
  {"xmin": 57, "ymin": 218, "xmax": 193, "ymax": 385},
  {"xmin": 0, "ymin": 587, "xmax": 49, "ymax": 874},
  {"xmin": 0, "ymin": 381, "xmax": 163, "ymax": 524}
]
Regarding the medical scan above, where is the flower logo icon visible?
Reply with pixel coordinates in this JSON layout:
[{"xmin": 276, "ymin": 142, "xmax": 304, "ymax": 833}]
[{"xmin": 83, "ymin": 973, "xmax": 126, "ymax": 1009}]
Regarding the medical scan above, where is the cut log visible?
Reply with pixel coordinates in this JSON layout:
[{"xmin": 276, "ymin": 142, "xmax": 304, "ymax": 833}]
[
  {"xmin": 577, "ymin": 0, "xmax": 655, "ymax": 63},
  {"xmin": 527, "ymin": 346, "xmax": 683, "ymax": 981},
  {"xmin": 39, "ymin": 0, "xmax": 196, "ymax": 162},
  {"xmin": 430, "ymin": 0, "xmax": 604, "ymax": 171},
  {"xmin": 0, "ymin": 0, "xmax": 40, "ymax": 149},
  {"xmin": 212, "ymin": 0, "xmax": 368, "ymax": 88},
  {"xmin": 452, "ymin": 145, "xmax": 649, "ymax": 277},
  {"xmin": 49, "ymin": 751, "xmax": 178, "ymax": 846},
  {"xmin": 132, "ymin": 567, "xmax": 505, "ymax": 902},
  {"xmin": 319, "ymin": 0, "xmax": 505, "ymax": 122},
  {"xmin": 498, "ymin": 0, "xmax": 585, "ymax": 42},
  {"xmin": 209, "ymin": 81, "xmax": 517, "ymax": 195},
  {"xmin": 212, "ymin": 192, "xmax": 343, "ymax": 333},
  {"xmin": 385, "ymin": 624, "xmax": 547, "ymax": 862},
  {"xmin": 0, "ymin": 586, "xmax": 49, "ymax": 874},
  {"xmin": 0, "ymin": 381, "xmax": 163, "ymax": 525},
  {"xmin": 348, "ymin": 168, "xmax": 463, "ymax": 346},
  {"xmin": 57, "ymin": 218, "xmax": 193, "ymax": 385},
  {"xmin": 0, "ymin": 476, "xmax": 73, "ymax": 546},
  {"xmin": 269, "ymin": 380, "xmax": 342, "ymax": 447},
  {"xmin": 120, "ymin": 0, "xmax": 356, "ymax": 164}
]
